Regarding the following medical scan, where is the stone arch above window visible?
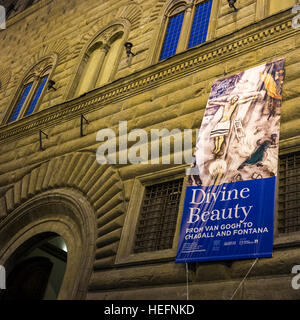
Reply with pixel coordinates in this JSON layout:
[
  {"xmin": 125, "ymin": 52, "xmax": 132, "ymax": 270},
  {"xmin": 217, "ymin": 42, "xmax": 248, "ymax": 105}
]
[
  {"xmin": 3, "ymin": 55, "xmax": 56, "ymax": 124},
  {"xmin": 66, "ymin": 1, "xmax": 142, "ymax": 99},
  {"xmin": 74, "ymin": 24, "xmax": 127, "ymax": 97}
]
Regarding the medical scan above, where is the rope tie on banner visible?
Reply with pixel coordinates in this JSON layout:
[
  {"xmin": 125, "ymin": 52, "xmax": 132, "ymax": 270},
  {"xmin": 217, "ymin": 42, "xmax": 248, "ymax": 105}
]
[
  {"xmin": 186, "ymin": 263, "xmax": 189, "ymax": 301},
  {"xmin": 230, "ymin": 258, "xmax": 258, "ymax": 300}
]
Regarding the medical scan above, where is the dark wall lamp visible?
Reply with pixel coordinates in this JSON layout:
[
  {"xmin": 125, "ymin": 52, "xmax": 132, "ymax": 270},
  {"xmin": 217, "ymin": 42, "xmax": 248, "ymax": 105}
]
[
  {"xmin": 124, "ymin": 42, "xmax": 136, "ymax": 57},
  {"xmin": 228, "ymin": 0, "xmax": 238, "ymax": 12},
  {"xmin": 48, "ymin": 80, "xmax": 57, "ymax": 91}
]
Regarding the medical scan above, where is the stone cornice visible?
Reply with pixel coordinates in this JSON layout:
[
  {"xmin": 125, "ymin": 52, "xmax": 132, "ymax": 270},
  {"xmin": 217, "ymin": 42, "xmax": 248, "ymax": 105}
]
[
  {"xmin": 3, "ymin": 0, "xmax": 53, "ymax": 29},
  {"xmin": 0, "ymin": 9, "xmax": 299, "ymax": 144}
]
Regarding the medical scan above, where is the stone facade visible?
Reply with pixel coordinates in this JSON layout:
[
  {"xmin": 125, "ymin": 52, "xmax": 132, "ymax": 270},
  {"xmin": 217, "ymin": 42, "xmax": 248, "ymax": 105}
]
[{"xmin": 0, "ymin": 0, "xmax": 299, "ymax": 300}]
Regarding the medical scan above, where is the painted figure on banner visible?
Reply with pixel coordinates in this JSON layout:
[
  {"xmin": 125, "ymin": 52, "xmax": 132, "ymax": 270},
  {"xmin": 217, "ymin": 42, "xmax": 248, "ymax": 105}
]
[
  {"xmin": 260, "ymin": 68, "xmax": 284, "ymax": 120},
  {"xmin": 208, "ymin": 92, "xmax": 263, "ymax": 156},
  {"xmin": 238, "ymin": 134, "xmax": 278, "ymax": 170},
  {"xmin": 195, "ymin": 59, "xmax": 285, "ymax": 187}
]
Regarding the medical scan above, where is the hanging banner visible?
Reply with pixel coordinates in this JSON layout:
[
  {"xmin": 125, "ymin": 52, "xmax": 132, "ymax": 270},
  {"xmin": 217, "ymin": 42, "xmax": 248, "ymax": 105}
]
[{"xmin": 176, "ymin": 59, "xmax": 285, "ymax": 263}]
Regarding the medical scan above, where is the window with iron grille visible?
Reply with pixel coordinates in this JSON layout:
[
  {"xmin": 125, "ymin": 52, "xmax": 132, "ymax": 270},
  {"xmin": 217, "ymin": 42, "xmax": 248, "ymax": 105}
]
[
  {"xmin": 278, "ymin": 151, "xmax": 300, "ymax": 233},
  {"xmin": 133, "ymin": 179, "xmax": 183, "ymax": 253}
]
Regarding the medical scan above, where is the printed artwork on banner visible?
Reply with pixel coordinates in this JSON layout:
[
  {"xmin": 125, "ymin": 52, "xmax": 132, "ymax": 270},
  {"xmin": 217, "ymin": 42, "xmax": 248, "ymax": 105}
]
[{"xmin": 177, "ymin": 59, "xmax": 285, "ymax": 263}]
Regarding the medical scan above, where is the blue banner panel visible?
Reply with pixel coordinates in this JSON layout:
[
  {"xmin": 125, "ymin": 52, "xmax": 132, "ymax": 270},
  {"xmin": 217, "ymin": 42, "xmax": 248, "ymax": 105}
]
[{"xmin": 176, "ymin": 177, "xmax": 276, "ymax": 263}]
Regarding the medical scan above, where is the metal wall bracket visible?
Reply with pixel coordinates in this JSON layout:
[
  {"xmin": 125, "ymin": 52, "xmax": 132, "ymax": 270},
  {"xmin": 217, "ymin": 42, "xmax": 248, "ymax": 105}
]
[
  {"xmin": 39, "ymin": 130, "xmax": 48, "ymax": 151},
  {"xmin": 80, "ymin": 114, "xmax": 89, "ymax": 137}
]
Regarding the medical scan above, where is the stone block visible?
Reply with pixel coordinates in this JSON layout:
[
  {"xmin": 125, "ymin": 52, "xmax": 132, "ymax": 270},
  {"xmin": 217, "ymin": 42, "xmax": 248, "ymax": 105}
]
[
  {"xmin": 285, "ymin": 61, "xmax": 300, "ymax": 81},
  {"xmin": 89, "ymin": 262, "xmax": 191, "ymax": 291},
  {"xmin": 243, "ymin": 275, "xmax": 300, "ymax": 300},
  {"xmin": 231, "ymin": 247, "xmax": 300, "ymax": 279},
  {"xmin": 0, "ymin": 196, "xmax": 7, "ymax": 218},
  {"xmin": 280, "ymin": 118, "xmax": 300, "ymax": 140},
  {"xmin": 196, "ymin": 262, "xmax": 231, "ymax": 281},
  {"xmin": 226, "ymin": 52, "xmax": 257, "ymax": 74},
  {"xmin": 5, "ymin": 188, "xmax": 14, "ymax": 212}
]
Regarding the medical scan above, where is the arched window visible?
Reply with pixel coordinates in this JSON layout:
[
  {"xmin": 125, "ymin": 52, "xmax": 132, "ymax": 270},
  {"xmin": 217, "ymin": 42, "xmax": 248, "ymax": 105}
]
[
  {"xmin": 4, "ymin": 58, "xmax": 54, "ymax": 124},
  {"xmin": 75, "ymin": 25, "xmax": 125, "ymax": 97},
  {"xmin": 159, "ymin": 0, "xmax": 214, "ymax": 61}
]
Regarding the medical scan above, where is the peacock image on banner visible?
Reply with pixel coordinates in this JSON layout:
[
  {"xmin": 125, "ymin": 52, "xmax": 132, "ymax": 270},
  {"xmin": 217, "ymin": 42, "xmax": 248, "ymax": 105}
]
[{"xmin": 176, "ymin": 59, "xmax": 285, "ymax": 263}]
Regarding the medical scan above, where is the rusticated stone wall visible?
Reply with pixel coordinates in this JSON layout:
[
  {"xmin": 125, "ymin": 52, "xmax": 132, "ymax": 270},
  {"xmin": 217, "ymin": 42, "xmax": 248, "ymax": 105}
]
[{"xmin": 0, "ymin": 0, "xmax": 299, "ymax": 300}]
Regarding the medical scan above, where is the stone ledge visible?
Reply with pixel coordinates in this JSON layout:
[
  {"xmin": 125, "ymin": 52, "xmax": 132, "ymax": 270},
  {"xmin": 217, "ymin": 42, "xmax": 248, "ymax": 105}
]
[
  {"xmin": 88, "ymin": 246, "xmax": 300, "ymax": 291},
  {"xmin": 87, "ymin": 274, "xmax": 299, "ymax": 300},
  {"xmin": 89, "ymin": 262, "xmax": 193, "ymax": 291}
]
